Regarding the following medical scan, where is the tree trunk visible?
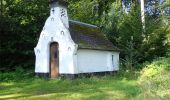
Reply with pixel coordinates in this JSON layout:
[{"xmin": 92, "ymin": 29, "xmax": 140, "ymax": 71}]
[{"xmin": 140, "ymin": 0, "xmax": 145, "ymax": 33}]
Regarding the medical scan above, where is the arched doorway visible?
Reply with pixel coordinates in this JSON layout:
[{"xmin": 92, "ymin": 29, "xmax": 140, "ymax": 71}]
[{"xmin": 50, "ymin": 42, "xmax": 59, "ymax": 78}]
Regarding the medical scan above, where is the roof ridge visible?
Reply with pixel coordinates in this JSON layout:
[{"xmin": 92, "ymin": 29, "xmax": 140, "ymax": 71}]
[{"xmin": 69, "ymin": 20, "xmax": 98, "ymax": 28}]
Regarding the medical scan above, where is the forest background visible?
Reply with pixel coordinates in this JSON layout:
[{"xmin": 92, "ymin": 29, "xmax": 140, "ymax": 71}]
[
  {"xmin": 0, "ymin": 0, "xmax": 170, "ymax": 72},
  {"xmin": 0, "ymin": 0, "xmax": 169, "ymax": 71},
  {"xmin": 0, "ymin": 0, "xmax": 170, "ymax": 99}
]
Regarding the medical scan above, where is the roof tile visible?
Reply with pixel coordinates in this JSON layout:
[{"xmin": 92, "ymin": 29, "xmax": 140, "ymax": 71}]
[{"xmin": 69, "ymin": 20, "xmax": 119, "ymax": 51}]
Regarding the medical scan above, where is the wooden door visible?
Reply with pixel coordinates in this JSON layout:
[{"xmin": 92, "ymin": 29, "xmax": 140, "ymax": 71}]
[{"xmin": 50, "ymin": 42, "xmax": 59, "ymax": 78}]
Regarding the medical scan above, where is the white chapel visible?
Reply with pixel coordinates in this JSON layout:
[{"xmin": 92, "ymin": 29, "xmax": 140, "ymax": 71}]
[{"xmin": 34, "ymin": 0, "xmax": 120, "ymax": 78}]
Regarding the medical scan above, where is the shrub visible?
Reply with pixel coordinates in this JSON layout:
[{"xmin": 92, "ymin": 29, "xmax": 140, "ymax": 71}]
[
  {"xmin": 0, "ymin": 67, "xmax": 34, "ymax": 81},
  {"xmin": 138, "ymin": 57, "xmax": 170, "ymax": 99}
]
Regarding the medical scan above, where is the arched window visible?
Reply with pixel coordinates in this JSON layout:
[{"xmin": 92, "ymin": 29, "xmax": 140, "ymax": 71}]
[
  {"xmin": 51, "ymin": 17, "xmax": 54, "ymax": 21},
  {"xmin": 51, "ymin": 37, "xmax": 53, "ymax": 41},
  {"xmin": 37, "ymin": 49, "xmax": 40, "ymax": 53},
  {"xmin": 61, "ymin": 31, "xmax": 64, "ymax": 35},
  {"xmin": 68, "ymin": 47, "xmax": 71, "ymax": 51}
]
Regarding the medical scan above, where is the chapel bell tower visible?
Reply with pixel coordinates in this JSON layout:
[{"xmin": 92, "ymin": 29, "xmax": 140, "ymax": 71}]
[{"xmin": 49, "ymin": 0, "xmax": 69, "ymax": 28}]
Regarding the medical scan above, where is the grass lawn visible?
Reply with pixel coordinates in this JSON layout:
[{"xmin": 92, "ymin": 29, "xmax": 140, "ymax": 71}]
[
  {"xmin": 1, "ymin": 58, "xmax": 169, "ymax": 100},
  {"xmin": 0, "ymin": 75, "xmax": 141, "ymax": 100}
]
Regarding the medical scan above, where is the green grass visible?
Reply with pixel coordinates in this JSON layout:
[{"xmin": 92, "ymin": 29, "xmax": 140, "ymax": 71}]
[
  {"xmin": 1, "ymin": 57, "xmax": 169, "ymax": 100},
  {"xmin": 0, "ymin": 76, "xmax": 140, "ymax": 100}
]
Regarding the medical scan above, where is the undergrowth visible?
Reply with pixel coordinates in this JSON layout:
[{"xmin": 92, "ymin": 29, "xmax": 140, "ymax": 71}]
[{"xmin": 137, "ymin": 57, "xmax": 170, "ymax": 99}]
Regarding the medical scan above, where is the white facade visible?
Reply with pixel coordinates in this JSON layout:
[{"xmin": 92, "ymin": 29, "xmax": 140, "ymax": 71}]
[
  {"xmin": 34, "ymin": 2, "xmax": 120, "ymax": 76},
  {"xmin": 76, "ymin": 49, "xmax": 119, "ymax": 73},
  {"xmin": 34, "ymin": 4, "xmax": 77, "ymax": 74}
]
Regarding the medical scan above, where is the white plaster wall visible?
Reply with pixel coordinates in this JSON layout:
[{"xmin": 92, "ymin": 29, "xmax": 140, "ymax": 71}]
[
  {"xmin": 108, "ymin": 52, "xmax": 120, "ymax": 71},
  {"xmin": 76, "ymin": 49, "xmax": 119, "ymax": 73},
  {"xmin": 34, "ymin": 6, "xmax": 76, "ymax": 74}
]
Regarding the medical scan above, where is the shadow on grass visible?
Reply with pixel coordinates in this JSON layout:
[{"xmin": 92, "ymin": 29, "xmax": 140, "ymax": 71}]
[{"xmin": 0, "ymin": 76, "xmax": 141, "ymax": 100}]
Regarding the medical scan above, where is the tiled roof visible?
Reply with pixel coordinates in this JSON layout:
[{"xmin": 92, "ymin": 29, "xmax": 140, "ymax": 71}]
[{"xmin": 69, "ymin": 20, "xmax": 119, "ymax": 51}]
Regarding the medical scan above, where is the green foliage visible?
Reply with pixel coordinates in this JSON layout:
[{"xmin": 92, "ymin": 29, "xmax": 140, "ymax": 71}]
[
  {"xmin": 0, "ymin": 0, "xmax": 49, "ymax": 71},
  {"xmin": 140, "ymin": 15, "xmax": 170, "ymax": 61},
  {"xmin": 68, "ymin": 0, "xmax": 114, "ymax": 25},
  {"xmin": 68, "ymin": 0, "xmax": 95, "ymax": 24},
  {"xmin": 138, "ymin": 57, "xmax": 170, "ymax": 99},
  {"xmin": 0, "ymin": 0, "xmax": 169, "ymax": 72},
  {"xmin": 0, "ymin": 67, "xmax": 34, "ymax": 81},
  {"xmin": 103, "ymin": 1, "xmax": 169, "ymax": 69}
]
